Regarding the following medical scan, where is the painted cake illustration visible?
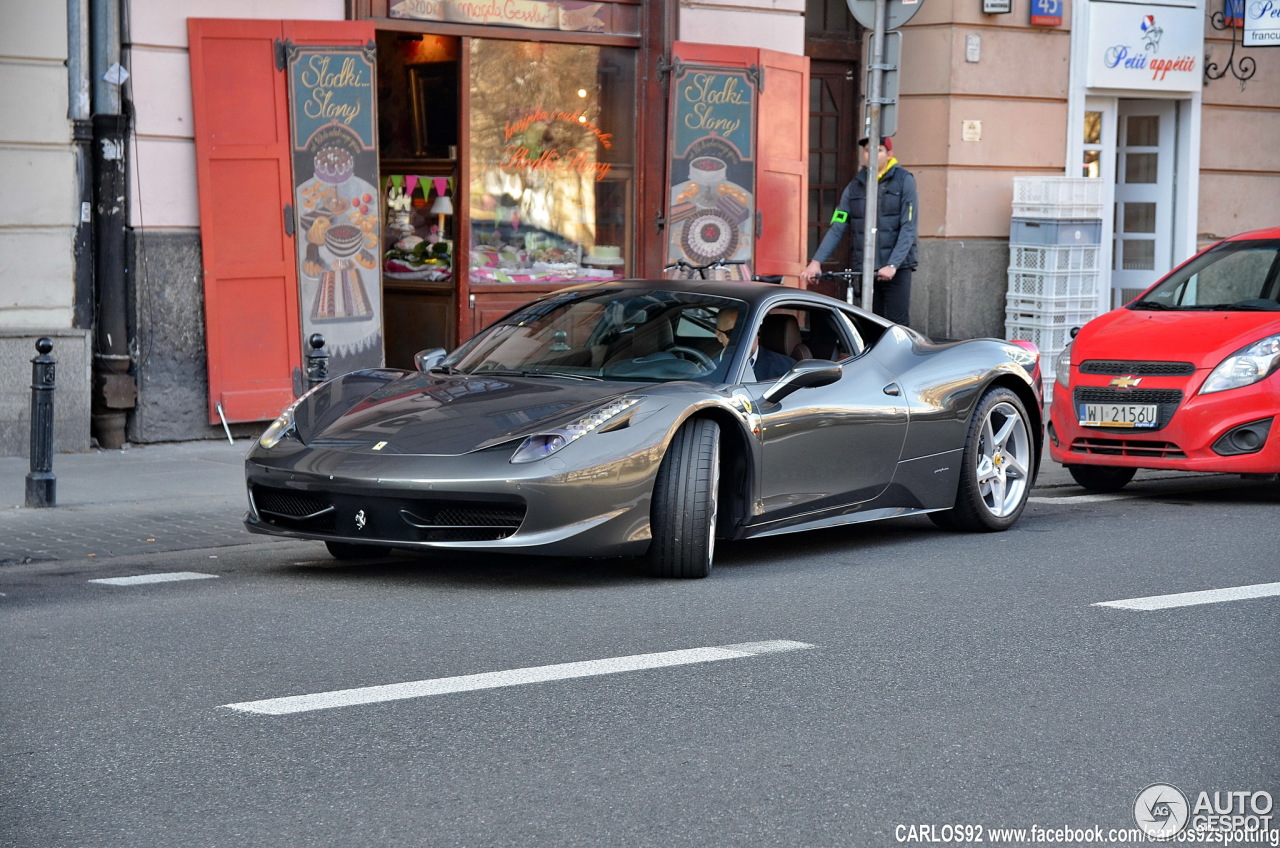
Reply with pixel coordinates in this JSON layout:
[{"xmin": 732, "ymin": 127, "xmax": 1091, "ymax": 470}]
[{"xmin": 314, "ymin": 146, "xmax": 354, "ymax": 184}]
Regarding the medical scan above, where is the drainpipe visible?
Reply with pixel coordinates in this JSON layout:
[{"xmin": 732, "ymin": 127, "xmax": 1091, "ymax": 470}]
[
  {"xmin": 89, "ymin": 0, "xmax": 135, "ymax": 448},
  {"xmin": 68, "ymin": 0, "xmax": 94, "ymax": 329}
]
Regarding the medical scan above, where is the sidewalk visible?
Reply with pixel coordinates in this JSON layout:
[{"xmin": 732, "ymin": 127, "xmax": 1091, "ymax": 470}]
[
  {"xmin": 0, "ymin": 439, "xmax": 263, "ymax": 565},
  {"xmin": 0, "ymin": 436, "xmax": 1170, "ymax": 567}
]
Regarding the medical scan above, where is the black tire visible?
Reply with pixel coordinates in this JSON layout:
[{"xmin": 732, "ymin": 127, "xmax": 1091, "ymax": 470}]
[
  {"xmin": 1067, "ymin": 464, "xmax": 1136, "ymax": 493},
  {"xmin": 647, "ymin": 418, "xmax": 720, "ymax": 578},
  {"xmin": 930, "ymin": 387, "xmax": 1034, "ymax": 532},
  {"xmin": 325, "ymin": 540, "xmax": 386, "ymax": 560}
]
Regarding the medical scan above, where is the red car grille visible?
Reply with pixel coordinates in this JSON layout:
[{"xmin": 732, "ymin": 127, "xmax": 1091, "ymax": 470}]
[
  {"xmin": 1068, "ymin": 437, "xmax": 1186, "ymax": 459},
  {"xmin": 1079, "ymin": 360, "xmax": 1195, "ymax": 376},
  {"xmin": 1074, "ymin": 387, "xmax": 1184, "ymax": 404}
]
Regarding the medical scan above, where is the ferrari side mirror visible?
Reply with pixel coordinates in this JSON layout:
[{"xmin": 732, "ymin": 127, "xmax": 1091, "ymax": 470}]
[
  {"xmin": 761, "ymin": 359, "xmax": 842, "ymax": 404},
  {"xmin": 414, "ymin": 348, "xmax": 447, "ymax": 372}
]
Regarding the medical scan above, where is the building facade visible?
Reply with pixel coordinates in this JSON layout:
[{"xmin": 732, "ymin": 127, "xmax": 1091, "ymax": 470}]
[{"xmin": 1, "ymin": 0, "xmax": 1276, "ymax": 456}]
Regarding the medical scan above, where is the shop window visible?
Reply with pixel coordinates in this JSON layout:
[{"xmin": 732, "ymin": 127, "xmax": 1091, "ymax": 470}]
[
  {"xmin": 467, "ymin": 40, "xmax": 637, "ymax": 285},
  {"xmin": 378, "ymin": 32, "xmax": 460, "ymax": 161}
]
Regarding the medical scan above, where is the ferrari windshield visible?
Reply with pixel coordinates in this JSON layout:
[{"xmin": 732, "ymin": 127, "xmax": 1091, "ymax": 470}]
[
  {"xmin": 1133, "ymin": 238, "xmax": 1280, "ymax": 311},
  {"xmin": 442, "ymin": 288, "xmax": 752, "ymax": 383}
]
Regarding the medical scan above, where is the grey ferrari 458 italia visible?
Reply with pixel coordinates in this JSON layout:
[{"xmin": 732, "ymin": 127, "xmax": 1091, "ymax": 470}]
[{"xmin": 244, "ymin": 279, "xmax": 1043, "ymax": 577}]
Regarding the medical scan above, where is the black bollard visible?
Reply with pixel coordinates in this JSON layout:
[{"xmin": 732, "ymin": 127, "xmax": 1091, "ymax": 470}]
[
  {"xmin": 305, "ymin": 333, "xmax": 329, "ymax": 390},
  {"xmin": 25, "ymin": 338, "xmax": 56, "ymax": 508}
]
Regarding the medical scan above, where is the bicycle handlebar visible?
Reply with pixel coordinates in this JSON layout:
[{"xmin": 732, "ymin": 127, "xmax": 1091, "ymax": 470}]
[
  {"xmin": 662, "ymin": 258, "xmax": 749, "ymax": 273},
  {"xmin": 817, "ymin": 269, "xmax": 862, "ymax": 281}
]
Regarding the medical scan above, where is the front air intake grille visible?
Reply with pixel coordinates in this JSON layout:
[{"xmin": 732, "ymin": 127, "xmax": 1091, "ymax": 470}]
[
  {"xmin": 253, "ymin": 488, "xmax": 336, "ymax": 531},
  {"xmin": 400, "ymin": 504, "xmax": 526, "ymax": 542},
  {"xmin": 1080, "ymin": 360, "xmax": 1195, "ymax": 376},
  {"xmin": 1074, "ymin": 387, "xmax": 1184, "ymax": 405},
  {"xmin": 251, "ymin": 484, "xmax": 525, "ymax": 542},
  {"xmin": 1068, "ymin": 437, "xmax": 1186, "ymax": 459}
]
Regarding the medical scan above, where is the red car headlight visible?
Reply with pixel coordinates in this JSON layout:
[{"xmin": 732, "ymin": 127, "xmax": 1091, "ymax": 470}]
[{"xmin": 1199, "ymin": 333, "xmax": 1280, "ymax": 395}]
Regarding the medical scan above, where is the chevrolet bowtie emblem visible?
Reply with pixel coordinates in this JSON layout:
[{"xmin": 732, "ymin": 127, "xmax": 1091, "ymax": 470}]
[{"xmin": 1109, "ymin": 376, "xmax": 1142, "ymax": 389}]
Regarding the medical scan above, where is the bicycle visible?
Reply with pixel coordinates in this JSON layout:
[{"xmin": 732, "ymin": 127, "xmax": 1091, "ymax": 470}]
[{"xmin": 663, "ymin": 258, "xmax": 783, "ymax": 285}]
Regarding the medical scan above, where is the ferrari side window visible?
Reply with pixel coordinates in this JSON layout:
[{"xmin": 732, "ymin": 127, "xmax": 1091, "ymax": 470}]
[{"xmin": 808, "ymin": 309, "xmax": 861, "ymax": 361}]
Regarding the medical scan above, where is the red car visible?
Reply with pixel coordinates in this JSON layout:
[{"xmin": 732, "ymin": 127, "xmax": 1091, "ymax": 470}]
[{"xmin": 1049, "ymin": 226, "xmax": 1280, "ymax": 491}]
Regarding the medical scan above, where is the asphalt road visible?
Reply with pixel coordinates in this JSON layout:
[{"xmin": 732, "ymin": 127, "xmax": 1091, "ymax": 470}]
[{"xmin": 2, "ymin": 475, "xmax": 1278, "ymax": 848}]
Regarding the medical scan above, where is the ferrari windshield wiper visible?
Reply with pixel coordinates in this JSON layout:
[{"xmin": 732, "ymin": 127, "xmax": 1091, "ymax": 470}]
[
  {"xmin": 472, "ymin": 368, "xmax": 601, "ymax": 381},
  {"xmin": 529, "ymin": 370, "xmax": 602, "ymax": 381},
  {"xmin": 429, "ymin": 364, "xmax": 464, "ymax": 375},
  {"xmin": 1130, "ymin": 301, "xmax": 1176, "ymax": 310}
]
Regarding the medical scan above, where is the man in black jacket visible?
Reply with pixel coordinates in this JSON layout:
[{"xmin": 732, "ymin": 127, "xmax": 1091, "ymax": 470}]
[{"xmin": 801, "ymin": 136, "xmax": 919, "ymax": 326}]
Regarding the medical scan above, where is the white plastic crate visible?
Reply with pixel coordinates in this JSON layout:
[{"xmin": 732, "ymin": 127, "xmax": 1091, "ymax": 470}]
[
  {"xmin": 1006, "ymin": 290, "xmax": 1098, "ymax": 317},
  {"xmin": 1010, "ymin": 217, "xmax": 1102, "ymax": 245},
  {"xmin": 1012, "ymin": 177, "xmax": 1105, "ymax": 219},
  {"xmin": 1006, "ymin": 306, "xmax": 1094, "ymax": 328},
  {"xmin": 1005, "ymin": 317, "xmax": 1078, "ymax": 356},
  {"xmin": 1010, "ymin": 243, "xmax": 1102, "ymax": 273},
  {"xmin": 1008, "ymin": 269, "xmax": 1101, "ymax": 298}
]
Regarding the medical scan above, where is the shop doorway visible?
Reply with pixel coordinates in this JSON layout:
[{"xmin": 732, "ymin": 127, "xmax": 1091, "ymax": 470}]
[
  {"xmin": 806, "ymin": 61, "xmax": 860, "ymax": 299},
  {"xmin": 1111, "ymin": 99, "xmax": 1177, "ymax": 307},
  {"xmin": 376, "ymin": 30, "xmax": 461, "ymax": 368}
]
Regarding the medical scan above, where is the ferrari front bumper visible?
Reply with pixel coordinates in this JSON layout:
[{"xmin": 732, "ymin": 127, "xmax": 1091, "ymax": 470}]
[{"xmin": 242, "ymin": 439, "xmax": 660, "ymax": 557}]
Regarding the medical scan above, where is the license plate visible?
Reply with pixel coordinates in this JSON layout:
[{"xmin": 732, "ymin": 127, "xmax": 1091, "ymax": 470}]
[{"xmin": 1078, "ymin": 403, "xmax": 1159, "ymax": 428}]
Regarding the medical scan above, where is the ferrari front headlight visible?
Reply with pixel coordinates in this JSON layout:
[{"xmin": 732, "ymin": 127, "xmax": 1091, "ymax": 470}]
[
  {"xmin": 258, "ymin": 407, "xmax": 297, "ymax": 449},
  {"xmin": 1199, "ymin": 334, "xmax": 1280, "ymax": 395},
  {"xmin": 258, "ymin": 383, "xmax": 324, "ymax": 449},
  {"xmin": 510, "ymin": 398, "xmax": 639, "ymax": 464}
]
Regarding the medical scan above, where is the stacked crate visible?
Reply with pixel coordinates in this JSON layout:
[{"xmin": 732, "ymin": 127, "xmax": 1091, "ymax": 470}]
[{"xmin": 1005, "ymin": 178, "xmax": 1105, "ymax": 404}]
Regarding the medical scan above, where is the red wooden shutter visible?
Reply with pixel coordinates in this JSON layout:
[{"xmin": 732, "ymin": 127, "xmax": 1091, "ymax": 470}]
[
  {"xmin": 669, "ymin": 43, "xmax": 809, "ymax": 279},
  {"xmin": 189, "ymin": 19, "xmax": 300, "ymax": 424},
  {"xmin": 188, "ymin": 18, "xmax": 374, "ymax": 424},
  {"xmin": 754, "ymin": 49, "xmax": 809, "ymax": 279}
]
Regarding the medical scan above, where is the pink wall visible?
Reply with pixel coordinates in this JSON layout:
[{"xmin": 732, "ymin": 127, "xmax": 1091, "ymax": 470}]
[{"xmin": 128, "ymin": 0, "xmax": 346, "ymax": 229}]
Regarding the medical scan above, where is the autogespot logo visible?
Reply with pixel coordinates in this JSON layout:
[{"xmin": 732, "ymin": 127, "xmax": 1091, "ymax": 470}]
[{"xmin": 1135, "ymin": 783, "xmax": 1190, "ymax": 839}]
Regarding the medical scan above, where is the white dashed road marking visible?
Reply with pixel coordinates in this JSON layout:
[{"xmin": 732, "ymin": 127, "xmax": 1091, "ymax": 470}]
[
  {"xmin": 88, "ymin": 572, "xmax": 219, "ymax": 586},
  {"xmin": 222, "ymin": 640, "xmax": 816, "ymax": 716},
  {"xmin": 1095, "ymin": 581, "xmax": 1280, "ymax": 611}
]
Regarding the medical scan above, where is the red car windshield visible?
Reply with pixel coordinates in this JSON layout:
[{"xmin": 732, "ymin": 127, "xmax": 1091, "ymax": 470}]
[{"xmin": 1132, "ymin": 238, "xmax": 1280, "ymax": 312}]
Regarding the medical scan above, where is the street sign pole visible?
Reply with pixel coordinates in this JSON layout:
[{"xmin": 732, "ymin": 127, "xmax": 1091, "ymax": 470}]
[{"xmin": 860, "ymin": 0, "xmax": 888, "ymax": 312}]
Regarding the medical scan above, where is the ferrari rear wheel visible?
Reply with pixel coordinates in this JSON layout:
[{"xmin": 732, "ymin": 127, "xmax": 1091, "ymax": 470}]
[
  {"xmin": 930, "ymin": 387, "xmax": 1033, "ymax": 532},
  {"xmin": 325, "ymin": 540, "xmax": 386, "ymax": 560},
  {"xmin": 648, "ymin": 418, "xmax": 720, "ymax": 578},
  {"xmin": 1067, "ymin": 464, "xmax": 1136, "ymax": 493}
]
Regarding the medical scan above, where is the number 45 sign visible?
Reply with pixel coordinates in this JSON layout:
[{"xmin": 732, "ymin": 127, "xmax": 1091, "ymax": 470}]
[{"xmin": 1031, "ymin": 0, "xmax": 1062, "ymax": 26}]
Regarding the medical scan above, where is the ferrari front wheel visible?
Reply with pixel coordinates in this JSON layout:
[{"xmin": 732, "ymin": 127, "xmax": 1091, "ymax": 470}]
[
  {"xmin": 648, "ymin": 418, "xmax": 720, "ymax": 578},
  {"xmin": 931, "ymin": 387, "xmax": 1033, "ymax": 532},
  {"xmin": 1067, "ymin": 464, "xmax": 1135, "ymax": 493}
]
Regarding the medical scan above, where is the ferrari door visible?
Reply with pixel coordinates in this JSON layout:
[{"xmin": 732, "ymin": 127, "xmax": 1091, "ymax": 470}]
[{"xmin": 749, "ymin": 304, "xmax": 908, "ymax": 518}]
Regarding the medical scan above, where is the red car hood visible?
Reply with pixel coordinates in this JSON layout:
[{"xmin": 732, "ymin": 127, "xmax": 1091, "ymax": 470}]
[{"xmin": 1076, "ymin": 308, "xmax": 1280, "ymax": 366}]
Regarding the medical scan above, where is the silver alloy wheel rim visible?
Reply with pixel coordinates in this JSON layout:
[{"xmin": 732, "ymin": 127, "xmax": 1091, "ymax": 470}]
[{"xmin": 975, "ymin": 401, "xmax": 1030, "ymax": 518}]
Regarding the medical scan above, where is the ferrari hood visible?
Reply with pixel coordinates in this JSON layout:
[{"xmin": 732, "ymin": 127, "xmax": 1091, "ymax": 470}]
[
  {"xmin": 294, "ymin": 369, "xmax": 640, "ymax": 456},
  {"xmin": 1076, "ymin": 309, "xmax": 1280, "ymax": 366}
]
